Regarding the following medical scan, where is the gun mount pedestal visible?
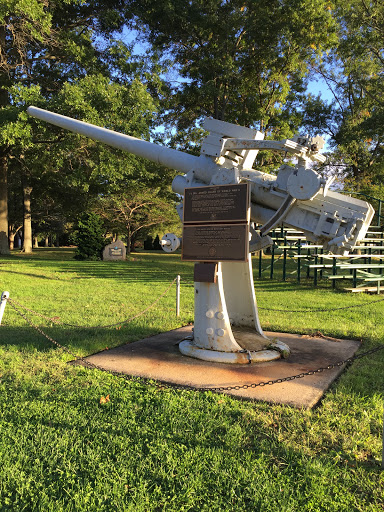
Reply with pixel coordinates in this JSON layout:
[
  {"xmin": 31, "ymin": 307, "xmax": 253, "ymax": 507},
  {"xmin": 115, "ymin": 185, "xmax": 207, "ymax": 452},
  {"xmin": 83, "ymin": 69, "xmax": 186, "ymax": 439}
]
[{"xmin": 180, "ymin": 260, "xmax": 290, "ymax": 363}]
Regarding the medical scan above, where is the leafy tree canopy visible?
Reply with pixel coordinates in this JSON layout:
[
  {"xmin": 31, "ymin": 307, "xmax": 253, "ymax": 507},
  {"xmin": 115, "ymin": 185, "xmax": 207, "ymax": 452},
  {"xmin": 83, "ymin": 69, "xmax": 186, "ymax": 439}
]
[
  {"xmin": 302, "ymin": 0, "xmax": 384, "ymax": 188},
  {"xmin": 1, "ymin": 0, "xmax": 171, "ymax": 252},
  {"xmin": 125, "ymin": 0, "xmax": 338, "ymax": 139}
]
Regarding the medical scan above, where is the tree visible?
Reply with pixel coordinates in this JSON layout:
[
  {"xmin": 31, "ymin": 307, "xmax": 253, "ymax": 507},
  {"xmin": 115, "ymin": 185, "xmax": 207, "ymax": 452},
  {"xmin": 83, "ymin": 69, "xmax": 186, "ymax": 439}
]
[
  {"xmin": 24, "ymin": 71, "xmax": 159, "ymax": 211},
  {"xmin": 335, "ymin": 0, "xmax": 384, "ymax": 187},
  {"xmin": 0, "ymin": 0, "xmax": 51, "ymax": 253},
  {"xmin": 95, "ymin": 187, "xmax": 179, "ymax": 254},
  {"xmin": 302, "ymin": 0, "xmax": 384, "ymax": 189},
  {"xmin": 73, "ymin": 212, "xmax": 106, "ymax": 260},
  {"xmin": 0, "ymin": 0, "xmax": 136, "ymax": 253},
  {"xmin": 125, "ymin": 0, "xmax": 338, "ymax": 151}
]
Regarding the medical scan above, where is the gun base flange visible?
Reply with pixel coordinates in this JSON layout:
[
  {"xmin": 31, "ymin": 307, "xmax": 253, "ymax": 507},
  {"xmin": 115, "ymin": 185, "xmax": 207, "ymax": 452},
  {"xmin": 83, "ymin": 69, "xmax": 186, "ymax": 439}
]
[{"xmin": 179, "ymin": 339, "xmax": 289, "ymax": 364}]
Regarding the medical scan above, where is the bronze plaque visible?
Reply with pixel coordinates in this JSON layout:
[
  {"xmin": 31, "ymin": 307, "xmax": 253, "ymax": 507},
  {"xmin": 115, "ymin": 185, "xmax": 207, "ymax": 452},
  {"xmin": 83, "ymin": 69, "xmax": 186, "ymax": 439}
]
[
  {"xmin": 183, "ymin": 183, "xmax": 249, "ymax": 223},
  {"xmin": 182, "ymin": 224, "xmax": 249, "ymax": 262},
  {"xmin": 109, "ymin": 247, "xmax": 123, "ymax": 256}
]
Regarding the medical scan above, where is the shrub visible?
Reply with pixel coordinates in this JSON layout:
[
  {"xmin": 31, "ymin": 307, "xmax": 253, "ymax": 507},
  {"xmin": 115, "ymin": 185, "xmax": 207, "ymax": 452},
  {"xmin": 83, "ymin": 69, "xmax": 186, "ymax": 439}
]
[
  {"xmin": 143, "ymin": 236, "xmax": 153, "ymax": 250},
  {"xmin": 153, "ymin": 234, "xmax": 161, "ymax": 250},
  {"xmin": 73, "ymin": 212, "xmax": 106, "ymax": 260}
]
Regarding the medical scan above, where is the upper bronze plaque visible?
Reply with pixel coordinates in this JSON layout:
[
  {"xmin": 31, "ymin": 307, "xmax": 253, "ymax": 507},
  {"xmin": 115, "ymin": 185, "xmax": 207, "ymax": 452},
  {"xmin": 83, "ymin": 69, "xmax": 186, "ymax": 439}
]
[{"xmin": 183, "ymin": 183, "xmax": 249, "ymax": 223}]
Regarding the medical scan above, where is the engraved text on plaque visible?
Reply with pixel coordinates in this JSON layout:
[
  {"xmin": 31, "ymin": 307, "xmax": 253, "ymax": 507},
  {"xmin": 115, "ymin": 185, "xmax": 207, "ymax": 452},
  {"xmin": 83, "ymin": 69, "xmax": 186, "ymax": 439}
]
[
  {"xmin": 183, "ymin": 183, "xmax": 249, "ymax": 223},
  {"xmin": 182, "ymin": 224, "xmax": 248, "ymax": 261}
]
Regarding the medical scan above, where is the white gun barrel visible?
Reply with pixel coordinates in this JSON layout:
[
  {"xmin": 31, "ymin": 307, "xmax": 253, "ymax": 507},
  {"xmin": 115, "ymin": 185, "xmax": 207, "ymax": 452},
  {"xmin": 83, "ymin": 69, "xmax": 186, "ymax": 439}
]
[
  {"xmin": 28, "ymin": 106, "xmax": 374, "ymax": 254},
  {"xmin": 27, "ymin": 106, "xmax": 218, "ymax": 177}
]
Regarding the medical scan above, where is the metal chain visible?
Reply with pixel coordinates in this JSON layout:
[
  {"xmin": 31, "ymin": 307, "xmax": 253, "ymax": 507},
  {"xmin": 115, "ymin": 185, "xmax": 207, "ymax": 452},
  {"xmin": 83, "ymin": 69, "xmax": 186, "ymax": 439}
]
[
  {"xmin": 7, "ymin": 298, "xmax": 384, "ymax": 393},
  {"xmin": 7, "ymin": 278, "xmax": 384, "ymax": 322},
  {"xmin": 7, "ymin": 300, "xmax": 85, "ymax": 362},
  {"xmin": 207, "ymin": 344, "xmax": 384, "ymax": 391},
  {"xmin": 7, "ymin": 277, "xmax": 177, "ymax": 329}
]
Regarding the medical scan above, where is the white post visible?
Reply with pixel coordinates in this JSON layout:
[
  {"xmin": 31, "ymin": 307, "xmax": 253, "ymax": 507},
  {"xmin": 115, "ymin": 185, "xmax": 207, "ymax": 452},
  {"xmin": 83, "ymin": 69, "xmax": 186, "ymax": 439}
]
[
  {"xmin": 176, "ymin": 275, "xmax": 180, "ymax": 317},
  {"xmin": 0, "ymin": 291, "xmax": 9, "ymax": 325},
  {"xmin": 382, "ymin": 408, "xmax": 384, "ymax": 469}
]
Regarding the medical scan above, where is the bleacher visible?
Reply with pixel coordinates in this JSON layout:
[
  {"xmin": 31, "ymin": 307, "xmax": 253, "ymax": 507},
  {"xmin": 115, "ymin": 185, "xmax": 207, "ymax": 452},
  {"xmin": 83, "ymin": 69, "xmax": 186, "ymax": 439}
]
[{"xmin": 257, "ymin": 224, "xmax": 384, "ymax": 293}]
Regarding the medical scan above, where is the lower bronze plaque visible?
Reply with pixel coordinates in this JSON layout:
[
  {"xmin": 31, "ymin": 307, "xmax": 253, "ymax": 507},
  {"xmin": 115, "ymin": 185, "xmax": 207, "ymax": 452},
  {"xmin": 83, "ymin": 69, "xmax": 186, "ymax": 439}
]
[{"xmin": 182, "ymin": 224, "xmax": 249, "ymax": 262}]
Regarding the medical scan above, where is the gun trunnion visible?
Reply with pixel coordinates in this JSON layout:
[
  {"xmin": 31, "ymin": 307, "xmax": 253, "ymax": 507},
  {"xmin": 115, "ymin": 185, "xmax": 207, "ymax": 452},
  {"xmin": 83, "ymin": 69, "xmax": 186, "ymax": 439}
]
[{"xmin": 28, "ymin": 106, "xmax": 374, "ymax": 364}]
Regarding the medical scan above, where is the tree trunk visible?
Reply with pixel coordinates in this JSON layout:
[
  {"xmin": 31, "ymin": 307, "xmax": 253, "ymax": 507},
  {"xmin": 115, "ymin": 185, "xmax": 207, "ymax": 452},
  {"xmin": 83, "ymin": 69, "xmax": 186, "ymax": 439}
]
[
  {"xmin": 9, "ymin": 231, "xmax": 14, "ymax": 251},
  {"xmin": 33, "ymin": 236, "xmax": 39, "ymax": 248},
  {"xmin": 45, "ymin": 236, "xmax": 49, "ymax": 247},
  {"xmin": 130, "ymin": 233, "xmax": 138, "ymax": 253},
  {"xmin": 0, "ymin": 24, "xmax": 10, "ymax": 255},
  {"xmin": 22, "ymin": 183, "xmax": 33, "ymax": 254},
  {"xmin": 8, "ymin": 224, "xmax": 22, "ymax": 251},
  {"xmin": 0, "ymin": 153, "xmax": 10, "ymax": 254},
  {"xmin": 126, "ymin": 225, "xmax": 131, "ymax": 255}
]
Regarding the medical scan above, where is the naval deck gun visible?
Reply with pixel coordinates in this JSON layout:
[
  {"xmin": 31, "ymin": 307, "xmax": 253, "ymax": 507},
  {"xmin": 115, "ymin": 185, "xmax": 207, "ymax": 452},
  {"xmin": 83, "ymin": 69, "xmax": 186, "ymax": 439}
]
[{"xmin": 27, "ymin": 107, "xmax": 374, "ymax": 364}]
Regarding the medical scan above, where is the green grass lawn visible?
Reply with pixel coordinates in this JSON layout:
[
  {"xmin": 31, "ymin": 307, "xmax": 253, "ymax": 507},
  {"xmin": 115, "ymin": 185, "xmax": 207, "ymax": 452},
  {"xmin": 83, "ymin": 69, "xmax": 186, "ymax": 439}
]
[{"xmin": 0, "ymin": 249, "xmax": 383, "ymax": 511}]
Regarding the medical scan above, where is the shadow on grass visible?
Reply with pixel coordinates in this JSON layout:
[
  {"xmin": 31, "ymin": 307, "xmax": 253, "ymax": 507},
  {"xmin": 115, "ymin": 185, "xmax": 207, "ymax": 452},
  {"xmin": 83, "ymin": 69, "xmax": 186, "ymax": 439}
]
[
  {"xmin": 2, "ymin": 251, "xmax": 195, "ymax": 284},
  {"xmin": 253, "ymin": 277, "xmax": 336, "ymax": 292},
  {"xmin": 2, "ymin": 359, "xmax": 383, "ymax": 486},
  {"xmin": 2, "ymin": 249, "xmax": 352, "ymax": 291},
  {"xmin": 2, "ymin": 250, "xmax": 337, "ymax": 289},
  {"xmin": 0, "ymin": 324, "xmax": 169, "ymax": 356},
  {"xmin": 6, "ymin": 247, "xmax": 76, "ymax": 260},
  {"xmin": 0, "ymin": 269, "xmax": 58, "ymax": 280}
]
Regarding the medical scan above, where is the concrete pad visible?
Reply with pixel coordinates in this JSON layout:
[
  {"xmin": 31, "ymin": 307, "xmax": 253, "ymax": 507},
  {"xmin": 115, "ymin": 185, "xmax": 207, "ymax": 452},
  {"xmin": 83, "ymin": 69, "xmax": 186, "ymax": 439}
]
[{"xmin": 82, "ymin": 327, "xmax": 360, "ymax": 408}]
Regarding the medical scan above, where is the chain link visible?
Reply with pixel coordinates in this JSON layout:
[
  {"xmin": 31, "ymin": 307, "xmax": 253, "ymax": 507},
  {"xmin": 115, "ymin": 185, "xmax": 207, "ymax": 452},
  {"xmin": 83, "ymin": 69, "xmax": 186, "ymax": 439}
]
[
  {"xmin": 7, "ymin": 279, "xmax": 384, "ymax": 322},
  {"xmin": 6, "ymin": 297, "xmax": 384, "ymax": 394}
]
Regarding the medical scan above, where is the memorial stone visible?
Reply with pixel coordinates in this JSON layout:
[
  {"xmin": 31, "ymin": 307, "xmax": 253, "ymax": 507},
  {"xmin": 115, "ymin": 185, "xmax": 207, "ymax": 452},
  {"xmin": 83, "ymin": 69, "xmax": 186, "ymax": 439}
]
[{"xmin": 102, "ymin": 239, "xmax": 126, "ymax": 261}]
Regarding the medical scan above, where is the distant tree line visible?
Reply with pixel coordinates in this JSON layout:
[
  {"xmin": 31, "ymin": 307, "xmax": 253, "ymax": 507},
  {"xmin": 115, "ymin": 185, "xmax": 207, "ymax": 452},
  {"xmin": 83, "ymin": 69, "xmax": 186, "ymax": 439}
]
[{"xmin": 1, "ymin": 0, "xmax": 383, "ymax": 255}]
